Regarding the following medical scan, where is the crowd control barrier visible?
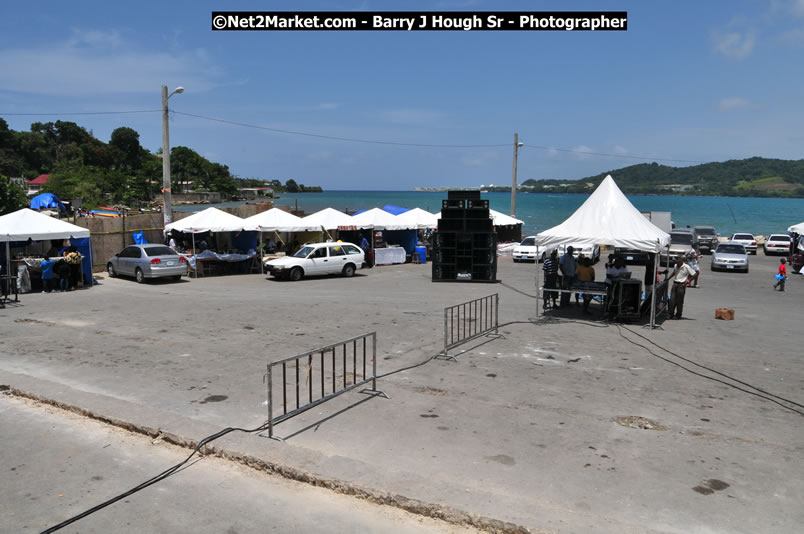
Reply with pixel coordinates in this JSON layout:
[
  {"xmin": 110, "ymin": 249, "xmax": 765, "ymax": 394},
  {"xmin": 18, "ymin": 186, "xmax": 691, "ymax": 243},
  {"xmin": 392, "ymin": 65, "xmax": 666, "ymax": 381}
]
[
  {"xmin": 442, "ymin": 293, "xmax": 499, "ymax": 360},
  {"xmin": 265, "ymin": 332, "xmax": 387, "ymax": 440}
]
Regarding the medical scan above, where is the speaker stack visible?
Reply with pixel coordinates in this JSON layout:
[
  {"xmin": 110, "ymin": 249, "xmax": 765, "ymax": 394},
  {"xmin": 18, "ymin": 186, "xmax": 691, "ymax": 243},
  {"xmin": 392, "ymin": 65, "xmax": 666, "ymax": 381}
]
[{"xmin": 432, "ymin": 191, "xmax": 497, "ymax": 283}]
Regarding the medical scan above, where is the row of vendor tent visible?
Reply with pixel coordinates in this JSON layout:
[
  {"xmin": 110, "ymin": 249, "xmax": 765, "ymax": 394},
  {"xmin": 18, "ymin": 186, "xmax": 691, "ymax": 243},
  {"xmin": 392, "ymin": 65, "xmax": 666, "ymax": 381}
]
[{"xmin": 164, "ymin": 206, "xmax": 524, "ymax": 233}]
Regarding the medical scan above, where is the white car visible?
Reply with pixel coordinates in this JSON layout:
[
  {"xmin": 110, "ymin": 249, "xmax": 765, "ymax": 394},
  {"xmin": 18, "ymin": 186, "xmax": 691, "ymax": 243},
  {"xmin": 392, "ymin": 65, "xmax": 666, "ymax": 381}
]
[
  {"xmin": 512, "ymin": 236, "xmax": 545, "ymax": 263},
  {"xmin": 711, "ymin": 242, "xmax": 749, "ymax": 272},
  {"xmin": 559, "ymin": 243, "xmax": 601, "ymax": 264},
  {"xmin": 265, "ymin": 242, "xmax": 365, "ymax": 281},
  {"xmin": 764, "ymin": 234, "xmax": 791, "ymax": 256},
  {"xmin": 730, "ymin": 233, "xmax": 757, "ymax": 255}
]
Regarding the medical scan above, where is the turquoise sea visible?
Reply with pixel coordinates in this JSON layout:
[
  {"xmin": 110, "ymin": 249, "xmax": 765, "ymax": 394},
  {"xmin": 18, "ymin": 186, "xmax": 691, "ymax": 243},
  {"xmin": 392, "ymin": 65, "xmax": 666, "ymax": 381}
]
[{"xmin": 176, "ymin": 191, "xmax": 804, "ymax": 238}]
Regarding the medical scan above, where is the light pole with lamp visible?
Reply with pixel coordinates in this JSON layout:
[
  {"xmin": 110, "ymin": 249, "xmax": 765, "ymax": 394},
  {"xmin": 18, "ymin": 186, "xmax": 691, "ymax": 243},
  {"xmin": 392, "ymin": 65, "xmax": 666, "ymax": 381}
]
[
  {"xmin": 161, "ymin": 85, "xmax": 184, "ymax": 226},
  {"xmin": 510, "ymin": 133, "xmax": 524, "ymax": 216}
]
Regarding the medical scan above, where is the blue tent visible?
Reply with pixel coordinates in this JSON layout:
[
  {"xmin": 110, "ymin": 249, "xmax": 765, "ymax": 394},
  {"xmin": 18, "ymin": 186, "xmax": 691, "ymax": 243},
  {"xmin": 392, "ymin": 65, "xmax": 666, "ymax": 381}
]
[
  {"xmin": 30, "ymin": 193, "xmax": 66, "ymax": 211},
  {"xmin": 382, "ymin": 204, "xmax": 410, "ymax": 215}
]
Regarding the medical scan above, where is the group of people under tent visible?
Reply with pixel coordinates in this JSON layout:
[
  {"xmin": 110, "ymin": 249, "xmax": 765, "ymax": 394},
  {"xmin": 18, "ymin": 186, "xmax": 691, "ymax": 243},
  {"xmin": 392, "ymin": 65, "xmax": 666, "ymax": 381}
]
[
  {"xmin": 39, "ymin": 243, "xmax": 84, "ymax": 293},
  {"xmin": 542, "ymin": 246, "xmax": 703, "ymax": 320}
]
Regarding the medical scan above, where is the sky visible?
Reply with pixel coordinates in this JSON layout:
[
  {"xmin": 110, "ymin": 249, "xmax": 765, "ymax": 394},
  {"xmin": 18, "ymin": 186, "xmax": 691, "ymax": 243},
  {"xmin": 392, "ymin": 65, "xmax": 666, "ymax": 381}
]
[{"xmin": 1, "ymin": 0, "xmax": 803, "ymax": 190}]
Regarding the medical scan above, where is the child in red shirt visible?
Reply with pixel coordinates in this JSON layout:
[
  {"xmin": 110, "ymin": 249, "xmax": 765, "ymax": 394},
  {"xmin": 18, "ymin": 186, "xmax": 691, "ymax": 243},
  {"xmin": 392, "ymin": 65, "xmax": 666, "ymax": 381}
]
[{"xmin": 774, "ymin": 258, "xmax": 787, "ymax": 291}]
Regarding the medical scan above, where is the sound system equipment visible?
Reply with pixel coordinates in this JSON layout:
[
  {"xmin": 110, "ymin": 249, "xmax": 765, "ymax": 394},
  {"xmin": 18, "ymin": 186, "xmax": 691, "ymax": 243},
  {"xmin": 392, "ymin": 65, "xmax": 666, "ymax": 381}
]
[{"xmin": 432, "ymin": 191, "xmax": 497, "ymax": 283}]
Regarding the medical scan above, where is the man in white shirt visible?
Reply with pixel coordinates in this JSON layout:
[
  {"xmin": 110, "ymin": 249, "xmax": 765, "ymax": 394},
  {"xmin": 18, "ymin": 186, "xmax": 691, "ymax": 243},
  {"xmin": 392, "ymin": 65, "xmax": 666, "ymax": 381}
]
[{"xmin": 668, "ymin": 256, "xmax": 697, "ymax": 319}]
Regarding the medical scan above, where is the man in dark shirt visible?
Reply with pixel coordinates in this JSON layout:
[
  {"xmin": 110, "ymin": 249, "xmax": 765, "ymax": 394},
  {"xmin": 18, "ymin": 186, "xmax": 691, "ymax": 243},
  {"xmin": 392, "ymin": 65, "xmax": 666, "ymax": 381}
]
[
  {"xmin": 542, "ymin": 249, "xmax": 559, "ymax": 309},
  {"xmin": 559, "ymin": 246, "xmax": 577, "ymax": 308}
]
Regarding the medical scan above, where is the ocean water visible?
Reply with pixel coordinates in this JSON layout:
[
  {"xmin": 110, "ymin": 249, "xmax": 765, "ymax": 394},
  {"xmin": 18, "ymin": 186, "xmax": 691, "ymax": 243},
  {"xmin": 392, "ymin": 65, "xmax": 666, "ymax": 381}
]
[{"xmin": 175, "ymin": 191, "xmax": 804, "ymax": 238}]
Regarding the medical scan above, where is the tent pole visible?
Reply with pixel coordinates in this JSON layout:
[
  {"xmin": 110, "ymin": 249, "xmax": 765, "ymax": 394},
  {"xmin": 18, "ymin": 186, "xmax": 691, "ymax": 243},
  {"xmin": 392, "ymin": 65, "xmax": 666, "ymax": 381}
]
[
  {"xmin": 5, "ymin": 240, "xmax": 10, "ymax": 290},
  {"xmin": 192, "ymin": 232, "xmax": 196, "ymax": 277},
  {"xmin": 536, "ymin": 251, "xmax": 540, "ymax": 317},
  {"xmin": 88, "ymin": 237, "xmax": 94, "ymax": 287},
  {"xmin": 650, "ymin": 245, "xmax": 658, "ymax": 329},
  {"xmin": 259, "ymin": 231, "xmax": 264, "ymax": 275}
]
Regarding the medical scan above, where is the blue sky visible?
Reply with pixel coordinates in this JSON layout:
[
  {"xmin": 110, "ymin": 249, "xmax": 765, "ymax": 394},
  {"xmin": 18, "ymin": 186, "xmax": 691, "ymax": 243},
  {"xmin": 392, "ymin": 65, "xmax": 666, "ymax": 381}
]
[{"xmin": 2, "ymin": 1, "xmax": 803, "ymax": 190}]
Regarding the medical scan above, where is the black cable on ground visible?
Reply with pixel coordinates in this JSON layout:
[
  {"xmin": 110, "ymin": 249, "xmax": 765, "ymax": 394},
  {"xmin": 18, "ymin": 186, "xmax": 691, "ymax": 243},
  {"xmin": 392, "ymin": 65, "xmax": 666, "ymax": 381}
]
[
  {"xmin": 614, "ymin": 325, "xmax": 804, "ymax": 417},
  {"xmin": 40, "ymin": 422, "xmax": 269, "ymax": 533}
]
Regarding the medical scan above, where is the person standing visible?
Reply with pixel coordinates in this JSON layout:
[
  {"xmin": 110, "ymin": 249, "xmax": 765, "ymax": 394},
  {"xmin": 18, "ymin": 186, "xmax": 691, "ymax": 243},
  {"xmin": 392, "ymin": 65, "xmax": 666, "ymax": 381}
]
[
  {"xmin": 40, "ymin": 255, "xmax": 56, "ymax": 293},
  {"xmin": 668, "ymin": 256, "xmax": 697, "ymax": 319},
  {"xmin": 773, "ymin": 258, "xmax": 787, "ymax": 292},
  {"xmin": 687, "ymin": 247, "xmax": 701, "ymax": 288},
  {"xmin": 559, "ymin": 246, "xmax": 577, "ymax": 308},
  {"xmin": 542, "ymin": 249, "xmax": 559, "ymax": 309},
  {"xmin": 575, "ymin": 257, "xmax": 595, "ymax": 314}
]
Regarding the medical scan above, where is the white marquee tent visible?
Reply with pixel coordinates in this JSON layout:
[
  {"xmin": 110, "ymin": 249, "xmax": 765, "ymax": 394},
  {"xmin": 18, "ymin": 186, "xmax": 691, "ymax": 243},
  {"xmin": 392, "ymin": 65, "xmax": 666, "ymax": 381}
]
[
  {"xmin": 534, "ymin": 176, "xmax": 671, "ymax": 326},
  {"xmin": 534, "ymin": 176, "xmax": 670, "ymax": 252},
  {"xmin": 787, "ymin": 222, "xmax": 804, "ymax": 234},
  {"xmin": 300, "ymin": 208, "xmax": 367, "ymax": 231},
  {"xmin": 351, "ymin": 208, "xmax": 411, "ymax": 230},
  {"xmin": 394, "ymin": 208, "xmax": 439, "ymax": 230},
  {"xmin": 242, "ymin": 208, "xmax": 318, "ymax": 232},
  {"xmin": 164, "ymin": 207, "xmax": 247, "ymax": 234}
]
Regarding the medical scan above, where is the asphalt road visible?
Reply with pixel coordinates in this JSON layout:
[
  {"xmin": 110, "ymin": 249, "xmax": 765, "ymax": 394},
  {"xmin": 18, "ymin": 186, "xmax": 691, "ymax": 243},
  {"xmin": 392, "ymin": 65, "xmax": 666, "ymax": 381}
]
[{"xmin": 1, "ymin": 251, "xmax": 802, "ymax": 533}]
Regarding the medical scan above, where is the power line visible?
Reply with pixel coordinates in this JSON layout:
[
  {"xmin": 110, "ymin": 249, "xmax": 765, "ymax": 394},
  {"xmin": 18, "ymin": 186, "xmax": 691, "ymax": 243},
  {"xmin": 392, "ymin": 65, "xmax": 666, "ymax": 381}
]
[
  {"xmin": 0, "ymin": 110, "xmax": 160, "ymax": 116},
  {"xmin": 172, "ymin": 110, "xmax": 509, "ymax": 148}
]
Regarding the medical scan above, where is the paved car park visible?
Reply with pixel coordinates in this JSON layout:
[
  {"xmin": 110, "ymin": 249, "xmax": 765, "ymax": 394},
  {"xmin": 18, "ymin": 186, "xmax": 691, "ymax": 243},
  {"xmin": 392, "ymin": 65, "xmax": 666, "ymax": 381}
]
[{"xmin": 1, "ymin": 252, "xmax": 802, "ymax": 533}]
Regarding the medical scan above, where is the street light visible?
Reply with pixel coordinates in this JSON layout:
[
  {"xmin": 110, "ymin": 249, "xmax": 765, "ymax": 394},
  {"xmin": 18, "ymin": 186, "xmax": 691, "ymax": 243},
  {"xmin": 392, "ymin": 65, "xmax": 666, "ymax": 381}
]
[
  {"xmin": 510, "ymin": 133, "xmax": 524, "ymax": 216},
  {"xmin": 161, "ymin": 85, "xmax": 184, "ymax": 226}
]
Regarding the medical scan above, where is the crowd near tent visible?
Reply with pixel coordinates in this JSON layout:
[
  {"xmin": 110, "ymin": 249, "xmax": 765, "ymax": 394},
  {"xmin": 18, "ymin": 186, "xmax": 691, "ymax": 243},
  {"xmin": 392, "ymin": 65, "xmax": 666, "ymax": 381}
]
[
  {"xmin": 534, "ymin": 175, "xmax": 671, "ymax": 327},
  {"xmin": 0, "ymin": 208, "xmax": 93, "ymax": 286}
]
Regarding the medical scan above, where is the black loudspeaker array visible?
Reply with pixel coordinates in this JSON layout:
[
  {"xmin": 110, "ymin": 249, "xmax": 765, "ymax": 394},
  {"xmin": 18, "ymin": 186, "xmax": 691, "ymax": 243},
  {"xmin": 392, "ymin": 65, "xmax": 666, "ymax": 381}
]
[{"xmin": 432, "ymin": 191, "xmax": 497, "ymax": 283}]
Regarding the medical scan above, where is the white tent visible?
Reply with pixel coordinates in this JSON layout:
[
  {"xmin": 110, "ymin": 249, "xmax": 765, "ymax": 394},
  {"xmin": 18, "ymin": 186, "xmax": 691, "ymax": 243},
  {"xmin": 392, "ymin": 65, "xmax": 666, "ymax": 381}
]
[
  {"xmin": 534, "ymin": 176, "xmax": 670, "ymax": 252},
  {"xmin": 787, "ymin": 222, "xmax": 804, "ymax": 234},
  {"xmin": 351, "ymin": 208, "xmax": 411, "ymax": 230},
  {"xmin": 242, "ymin": 208, "xmax": 318, "ymax": 232},
  {"xmin": 0, "ymin": 208, "xmax": 89, "ymax": 241},
  {"xmin": 164, "ymin": 207, "xmax": 247, "ymax": 234},
  {"xmin": 394, "ymin": 207, "xmax": 439, "ymax": 230},
  {"xmin": 300, "ymin": 208, "xmax": 365, "ymax": 230},
  {"xmin": 489, "ymin": 209, "xmax": 524, "ymax": 227}
]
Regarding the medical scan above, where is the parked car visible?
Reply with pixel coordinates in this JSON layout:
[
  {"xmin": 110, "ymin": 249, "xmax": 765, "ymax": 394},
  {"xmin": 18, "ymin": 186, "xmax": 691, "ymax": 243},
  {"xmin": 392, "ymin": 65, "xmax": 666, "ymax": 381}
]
[
  {"xmin": 663, "ymin": 229, "xmax": 697, "ymax": 265},
  {"xmin": 710, "ymin": 242, "xmax": 749, "ymax": 272},
  {"xmin": 613, "ymin": 247, "xmax": 650, "ymax": 265},
  {"xmin": 512, "ymin": 236, "xmax": 545, "ymax": 263},
  {"xmin": 730, "ymin": 233, "xmax": 757, "ymax": 255},
  {"xmin": 265, "ymin": 242, "xmax": 365, "ymax": 281},
  {"xmin": 693, "ymin": 226, "xmax": 719, "ymax": 254},
  {"xmin": 558, "ymin": 243, "xmax": 601, "ymax": 263},
  {"xmin": 763, "ymin": 234, "xmax": 791, "ymax": 256},
  {"xmin": 107, "ymin": 244, "xmax": 187, "ymax": 283}
]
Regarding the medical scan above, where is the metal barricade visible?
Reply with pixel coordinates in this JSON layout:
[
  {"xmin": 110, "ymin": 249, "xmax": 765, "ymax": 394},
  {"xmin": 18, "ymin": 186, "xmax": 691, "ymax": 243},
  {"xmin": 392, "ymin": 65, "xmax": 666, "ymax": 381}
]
[
  {"xmin": 265, "ymin": 332, "xmax": 387, "ymax": 440},
  {"xmin": 442, "ymin": 293, "xmax": 499, "ymax": 360}
]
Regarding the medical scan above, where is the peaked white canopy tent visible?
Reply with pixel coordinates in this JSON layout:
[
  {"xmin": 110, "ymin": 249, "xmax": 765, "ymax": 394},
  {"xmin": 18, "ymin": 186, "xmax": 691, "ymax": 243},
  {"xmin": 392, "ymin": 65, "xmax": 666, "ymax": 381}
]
[
  {"xmin": 534, "ymin": 176, "xmax": 671, "ymax": 326},
  {"xmin": 300, "ymin": 208, "xmax": 367, "ymax": 232},
  {"xmin": 0, "ymin": 208, "xmax": 92, "ymax": 292},
  {"xmin": 242, "ymin": 208, "xmax": 321, "ymax": 274},
  {"xmin": 787, "ymin": 222, "xmax": 804, "ymax": 234},
  {"xmin": 351, "ymin": 208, "xmax": 412, "ymax": 230},
  {"xmin": 394, "ymin": 207, "xmax": 439, "ymax": 230},
  {"xmin": 164, "ymin": 207, "xmax": 248, "ymax": 234}
]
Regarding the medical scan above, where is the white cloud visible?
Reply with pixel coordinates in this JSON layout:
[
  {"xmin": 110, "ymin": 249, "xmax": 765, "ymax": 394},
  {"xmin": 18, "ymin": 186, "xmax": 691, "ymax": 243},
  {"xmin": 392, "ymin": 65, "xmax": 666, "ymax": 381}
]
[
  {"xmin": 779, "ymin": 27, "xmax": 804, "ymax": 45},
  {"xmin": 711, "ymin": 29, "xmax": 757, "ymax": 59},
  {"xmin": 318, "ymin": 103, "xmax": 340, "ymax": 110},
  {"xmin": 794, "ymin": 0, "xmax": 804, "ymax": 16},
  {"xmin": 718, "ymin": 97, "xmax": 751, "ymax": 111},
  {"xmin": 0, "ymin": 30, "xmax": 224, "ymax": 96},
  {"xmin": 613, "ymin": 145, "xmax": 628, "ymax": 155}
]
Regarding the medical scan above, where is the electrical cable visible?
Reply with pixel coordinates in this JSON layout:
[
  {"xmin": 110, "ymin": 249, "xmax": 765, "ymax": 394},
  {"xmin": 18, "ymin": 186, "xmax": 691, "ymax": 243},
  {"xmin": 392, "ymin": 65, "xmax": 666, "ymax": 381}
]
[
  {"xmin": 172, "ymin": 110, "xmax": 509, "ymax": 148},
  {"xmin": 40, "ymin": 422, "xmax": 270, "ymax": 533}
]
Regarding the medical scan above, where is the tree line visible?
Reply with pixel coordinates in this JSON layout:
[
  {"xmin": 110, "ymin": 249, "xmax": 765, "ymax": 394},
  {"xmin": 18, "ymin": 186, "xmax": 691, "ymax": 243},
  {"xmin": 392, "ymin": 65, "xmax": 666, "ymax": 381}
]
[
  {"xmin": 0, "ymin": 117, "xmax": 319, "ymax": 214},
  {"xmin": 520, "ymin": 157, "xmax": 804, "ymax": 197}
]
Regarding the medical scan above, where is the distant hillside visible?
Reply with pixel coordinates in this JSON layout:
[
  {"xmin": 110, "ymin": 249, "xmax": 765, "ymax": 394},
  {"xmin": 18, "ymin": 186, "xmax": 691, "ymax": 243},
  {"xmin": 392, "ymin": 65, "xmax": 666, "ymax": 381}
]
[{"xmin": 519, "ymin": 157, "xmax": 804, "ymax": 197}]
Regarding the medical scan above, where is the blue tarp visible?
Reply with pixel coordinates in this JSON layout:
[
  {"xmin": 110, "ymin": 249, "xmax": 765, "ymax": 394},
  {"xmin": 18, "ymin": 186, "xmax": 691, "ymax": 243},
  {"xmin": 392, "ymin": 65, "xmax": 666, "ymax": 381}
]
[
  {"xmin": 382, "ymin": 204, "xmax": 410, "ymax": 215},
  {"xmin": 30, "ymin": 193, "xmax": 66, "ymax": 211},
  {"xmin": 132, "ymin": 231, "xmax": 148, "ymax": 244},
  {"xmin": 382, "ymin": 230, "xmax": 417, "ymax": 255},
  {"xmin": 68, "ymin": 237, "xmax": 94, "ymax": 285}
]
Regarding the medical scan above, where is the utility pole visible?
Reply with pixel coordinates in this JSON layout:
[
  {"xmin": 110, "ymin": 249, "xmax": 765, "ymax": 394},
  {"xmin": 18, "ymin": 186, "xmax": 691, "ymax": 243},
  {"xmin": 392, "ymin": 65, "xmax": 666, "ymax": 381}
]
[
  {"xmin": 161, "ymin": 85, "xmax": 184, "ymax": 226},
  {"xmin": 510, "ymin": 133, "xmax": 522, "ymax": 217}
]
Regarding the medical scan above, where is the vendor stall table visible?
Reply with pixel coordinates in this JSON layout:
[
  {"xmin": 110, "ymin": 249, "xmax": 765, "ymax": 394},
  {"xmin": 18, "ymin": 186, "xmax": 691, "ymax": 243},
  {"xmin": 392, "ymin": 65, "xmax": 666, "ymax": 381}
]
[{"xmin": 374, "ymin": 246, "xmax": 406, "ymax": 265}]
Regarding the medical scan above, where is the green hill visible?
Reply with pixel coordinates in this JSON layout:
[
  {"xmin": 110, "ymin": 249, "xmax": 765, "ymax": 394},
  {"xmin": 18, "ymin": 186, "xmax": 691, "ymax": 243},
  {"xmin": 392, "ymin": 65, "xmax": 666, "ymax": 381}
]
[{"xmin": 520, "ymin": 157, "xmax": 804, "ymax": 197}]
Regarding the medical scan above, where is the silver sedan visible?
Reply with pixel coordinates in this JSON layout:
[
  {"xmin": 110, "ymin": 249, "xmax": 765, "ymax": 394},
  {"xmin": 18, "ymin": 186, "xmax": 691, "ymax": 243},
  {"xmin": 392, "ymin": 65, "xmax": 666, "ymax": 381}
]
[
  {"xmin": 711, "ymin": 242, "xmax": 749, "ymax": 273},
  {"xmin": 107, "ymin": 244, "xmax": 187, "ymax": 283}
]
